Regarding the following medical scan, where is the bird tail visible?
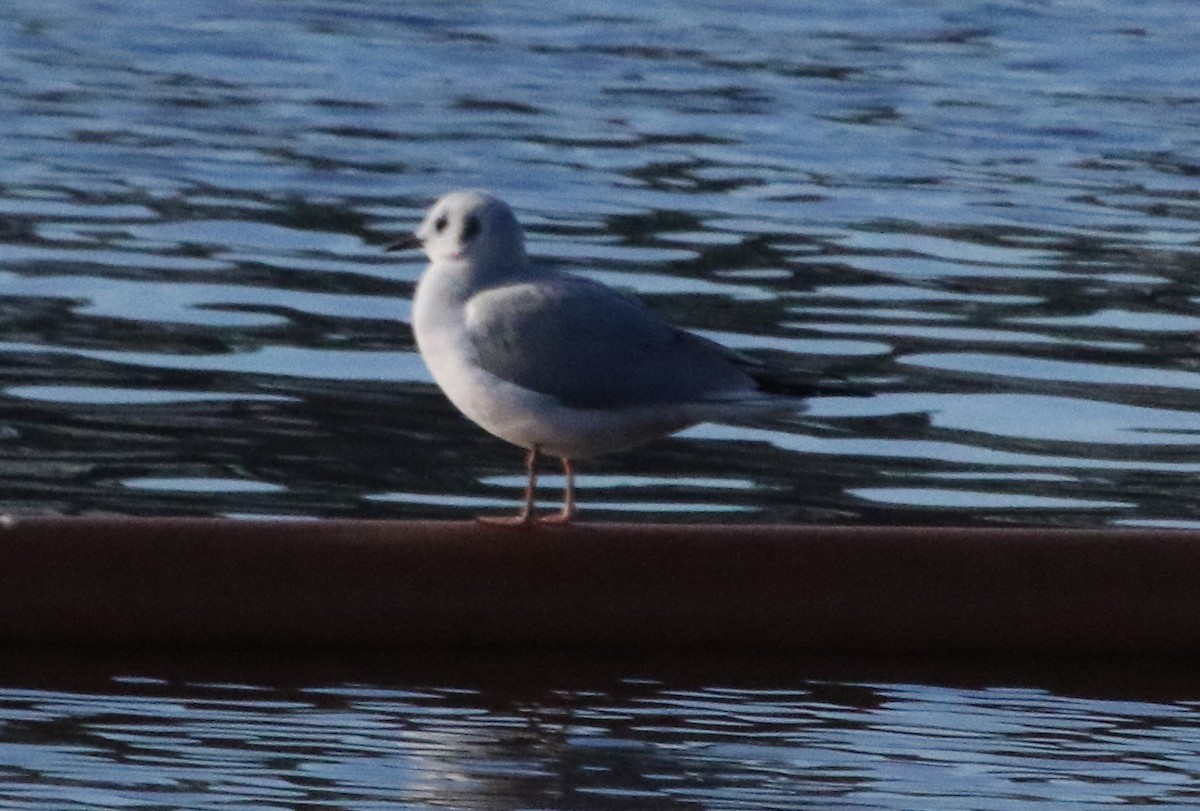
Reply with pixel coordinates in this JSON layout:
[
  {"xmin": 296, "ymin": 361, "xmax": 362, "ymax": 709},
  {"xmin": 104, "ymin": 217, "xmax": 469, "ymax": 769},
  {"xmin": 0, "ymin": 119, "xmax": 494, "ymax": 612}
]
[{"xmin": 748, "ymin": 368, "xmax": 872, "ymax": 399}]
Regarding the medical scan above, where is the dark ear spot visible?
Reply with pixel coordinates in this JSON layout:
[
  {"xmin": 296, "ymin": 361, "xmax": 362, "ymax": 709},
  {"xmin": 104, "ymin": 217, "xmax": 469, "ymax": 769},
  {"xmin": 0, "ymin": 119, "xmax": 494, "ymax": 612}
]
[{"xmin": 462, "ymin": 215, "xmax": 481, "ymax": 241}]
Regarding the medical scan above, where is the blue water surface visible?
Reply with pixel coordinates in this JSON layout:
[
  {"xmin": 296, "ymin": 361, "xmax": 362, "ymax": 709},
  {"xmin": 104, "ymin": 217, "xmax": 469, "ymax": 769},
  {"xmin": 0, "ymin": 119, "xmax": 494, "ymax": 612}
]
[{"xmin": 1, "ymin": 0, "xmax": 1199, "ymax": 525}]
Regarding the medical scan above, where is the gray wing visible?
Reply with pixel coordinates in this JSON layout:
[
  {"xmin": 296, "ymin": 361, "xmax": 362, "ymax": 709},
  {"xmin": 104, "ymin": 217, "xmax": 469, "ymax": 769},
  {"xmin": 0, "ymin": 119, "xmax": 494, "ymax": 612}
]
[{"xmin": 464, "ymin": 275, "xmax": 756, "ymax": 410}]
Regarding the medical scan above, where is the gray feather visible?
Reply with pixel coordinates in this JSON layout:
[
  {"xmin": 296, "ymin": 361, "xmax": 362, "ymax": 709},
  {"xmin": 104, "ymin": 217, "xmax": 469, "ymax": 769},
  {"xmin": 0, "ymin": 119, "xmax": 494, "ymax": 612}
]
[{"xmin": 465, "ymin": 276, "xmax": 754, "ymax": 410}]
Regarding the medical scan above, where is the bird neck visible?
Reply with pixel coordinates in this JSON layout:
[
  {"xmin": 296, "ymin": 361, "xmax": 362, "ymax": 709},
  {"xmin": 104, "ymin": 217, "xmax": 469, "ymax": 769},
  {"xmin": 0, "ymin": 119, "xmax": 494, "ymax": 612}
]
[{"xmin": 470, "ymin": 247, "xmax": 530, "ymax": 286}]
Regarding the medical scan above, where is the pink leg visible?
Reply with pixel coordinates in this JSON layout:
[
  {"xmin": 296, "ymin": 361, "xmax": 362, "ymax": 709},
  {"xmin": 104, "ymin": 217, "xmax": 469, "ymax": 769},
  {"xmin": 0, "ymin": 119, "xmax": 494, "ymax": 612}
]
[
  {"xmin": 540, "ymin": 457, "xmax": 576, "ymax": 525},
  {"xmin": 477, "ymin": 447, "xmax": 540, "ymax": 527}
]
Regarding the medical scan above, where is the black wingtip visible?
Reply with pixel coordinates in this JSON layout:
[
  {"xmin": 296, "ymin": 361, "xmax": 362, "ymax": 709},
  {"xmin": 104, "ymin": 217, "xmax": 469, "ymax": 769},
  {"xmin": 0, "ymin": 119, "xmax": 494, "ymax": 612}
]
[{"xmin": 750, "ymin": 371, "xmax": 872, "ymax": 399}]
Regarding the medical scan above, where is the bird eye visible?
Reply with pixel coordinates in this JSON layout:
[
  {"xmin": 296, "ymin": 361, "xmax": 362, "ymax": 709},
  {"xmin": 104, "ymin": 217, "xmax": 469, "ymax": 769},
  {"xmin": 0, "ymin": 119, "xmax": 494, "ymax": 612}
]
[
  {"xmin": 462, "ymin": 215, "xmax": 480, "ymax": 241},
  {"xmin": 434, "ymin": 215, "xmax": 448, "ymax": 233}
]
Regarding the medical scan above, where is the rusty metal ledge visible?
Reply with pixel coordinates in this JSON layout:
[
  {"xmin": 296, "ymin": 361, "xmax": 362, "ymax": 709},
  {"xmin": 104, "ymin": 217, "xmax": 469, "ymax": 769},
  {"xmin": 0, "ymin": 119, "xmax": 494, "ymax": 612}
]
[{"xmin": 0, "ymin": 517, "xmax": 1195, "ymax": 655}]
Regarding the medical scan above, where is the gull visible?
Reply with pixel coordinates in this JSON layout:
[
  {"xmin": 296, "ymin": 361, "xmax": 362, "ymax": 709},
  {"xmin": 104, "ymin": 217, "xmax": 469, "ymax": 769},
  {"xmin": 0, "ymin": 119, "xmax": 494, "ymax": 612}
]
[{"xmin": 390, "ymin": 190, "xmax": 864, "ymax": 526}]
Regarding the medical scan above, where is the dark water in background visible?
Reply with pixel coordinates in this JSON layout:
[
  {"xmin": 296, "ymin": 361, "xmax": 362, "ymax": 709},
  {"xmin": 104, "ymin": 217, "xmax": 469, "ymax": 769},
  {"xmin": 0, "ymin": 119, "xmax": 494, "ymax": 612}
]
[
  {"xmin": 4, "ymin": 1, "xmax": 1200, "ymax": 808},
  {"xmin": 3, "ymin": 0, "xmax": 1200, "ymax": 526}
]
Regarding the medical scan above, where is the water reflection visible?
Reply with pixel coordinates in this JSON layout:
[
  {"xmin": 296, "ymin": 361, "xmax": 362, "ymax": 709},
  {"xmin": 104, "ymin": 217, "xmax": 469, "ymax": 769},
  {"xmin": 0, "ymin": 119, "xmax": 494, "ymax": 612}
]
[{"xmin": 2, "ymin": 652, "xmax": 1200, "ymax": 809}]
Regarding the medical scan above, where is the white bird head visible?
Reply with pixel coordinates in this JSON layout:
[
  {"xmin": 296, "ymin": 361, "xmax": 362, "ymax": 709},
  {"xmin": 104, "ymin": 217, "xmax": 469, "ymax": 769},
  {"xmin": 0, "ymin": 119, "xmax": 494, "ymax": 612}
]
[{"xmin": 391, "ymin": 190, "xmax": 526, "ymax": 270}]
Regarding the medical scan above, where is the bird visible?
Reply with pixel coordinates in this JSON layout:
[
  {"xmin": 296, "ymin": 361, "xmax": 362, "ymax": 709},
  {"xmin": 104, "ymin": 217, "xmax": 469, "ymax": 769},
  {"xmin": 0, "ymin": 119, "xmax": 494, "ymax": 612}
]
[{"xmin": 390, "ymin": 190, "xmax": 865, "ymax": 526}]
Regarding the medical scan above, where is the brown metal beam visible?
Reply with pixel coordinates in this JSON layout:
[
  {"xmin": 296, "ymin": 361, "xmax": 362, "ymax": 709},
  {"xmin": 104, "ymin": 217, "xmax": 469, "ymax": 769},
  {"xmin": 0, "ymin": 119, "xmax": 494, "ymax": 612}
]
[{"xmin": 0, "ymin": 517, "xmax": 1195, "ymax": 655}]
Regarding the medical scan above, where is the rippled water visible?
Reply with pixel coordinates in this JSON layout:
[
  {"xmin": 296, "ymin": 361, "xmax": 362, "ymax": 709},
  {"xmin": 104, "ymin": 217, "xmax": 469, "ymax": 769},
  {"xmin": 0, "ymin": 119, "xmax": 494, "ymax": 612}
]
[
  {"xmin": 3, "ymin": 652, "xmax": 1200, "ymax": 810},
  {"xmin": 4, "ymin": 1, "xmax": 1200, "ymax": 806},
  {"xmin": 3, "ymin": 0, "xmax": 1199, "ymax": 525}
]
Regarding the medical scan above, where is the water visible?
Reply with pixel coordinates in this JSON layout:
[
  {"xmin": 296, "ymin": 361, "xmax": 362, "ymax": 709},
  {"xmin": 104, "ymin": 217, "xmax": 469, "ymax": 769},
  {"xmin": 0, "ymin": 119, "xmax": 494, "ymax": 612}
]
[
  {"xmin": 3, "ymin": 0, "xmax": 1200, "ymax": 525},
  {"xmin": 3, "ymin": 0, "xmax": 1200, "ymax": 806},
  {"xmin": 3, "ymin": 652, "xmax": 1200, "ymax": 810}
]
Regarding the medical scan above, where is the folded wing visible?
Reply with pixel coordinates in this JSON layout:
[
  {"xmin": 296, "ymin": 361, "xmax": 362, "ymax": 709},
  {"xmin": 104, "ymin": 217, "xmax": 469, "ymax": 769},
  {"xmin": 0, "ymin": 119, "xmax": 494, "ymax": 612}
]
[{"xmin": 465, "ymin": 275, "xmax": 759, "ymax": 410}]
